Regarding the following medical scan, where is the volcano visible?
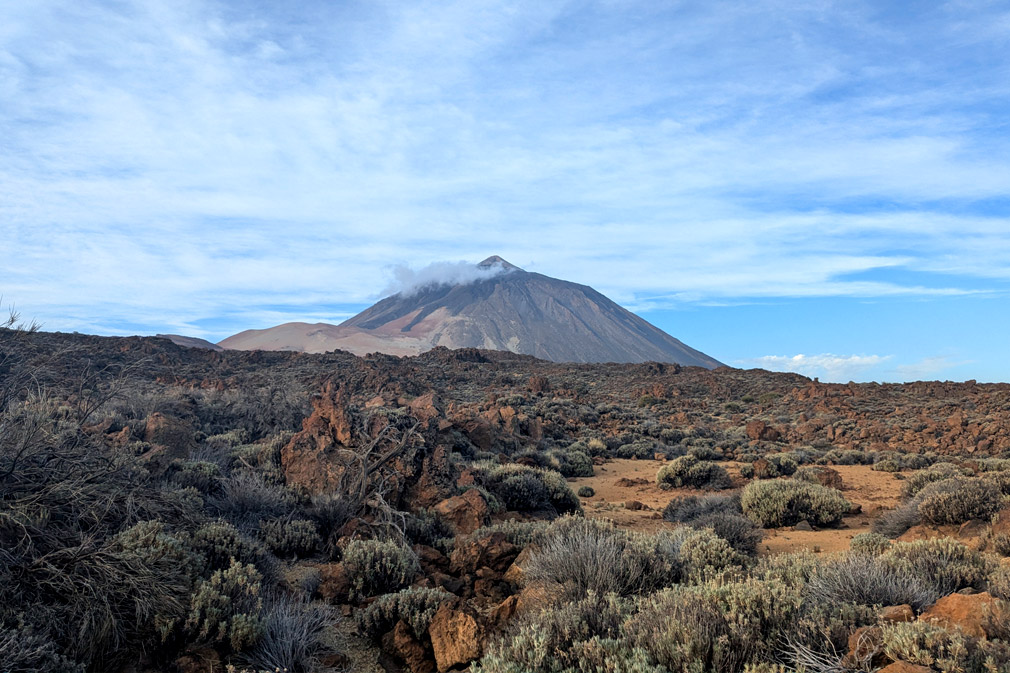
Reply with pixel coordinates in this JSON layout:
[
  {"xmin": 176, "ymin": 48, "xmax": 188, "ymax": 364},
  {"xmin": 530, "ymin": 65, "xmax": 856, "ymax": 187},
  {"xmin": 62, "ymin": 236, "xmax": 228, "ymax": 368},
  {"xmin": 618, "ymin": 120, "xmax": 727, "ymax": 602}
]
[{"xmin": 219, "ymin": 257, "xmax": 722, "ymax": 367}]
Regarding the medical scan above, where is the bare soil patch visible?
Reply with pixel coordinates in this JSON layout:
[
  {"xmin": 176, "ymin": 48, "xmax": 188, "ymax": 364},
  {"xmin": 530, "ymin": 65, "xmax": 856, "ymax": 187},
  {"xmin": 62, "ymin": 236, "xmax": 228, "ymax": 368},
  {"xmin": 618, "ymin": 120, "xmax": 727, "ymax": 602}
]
[{"xmin": 572, "ymin": 459, "xmax": 905, "ymax": 554}]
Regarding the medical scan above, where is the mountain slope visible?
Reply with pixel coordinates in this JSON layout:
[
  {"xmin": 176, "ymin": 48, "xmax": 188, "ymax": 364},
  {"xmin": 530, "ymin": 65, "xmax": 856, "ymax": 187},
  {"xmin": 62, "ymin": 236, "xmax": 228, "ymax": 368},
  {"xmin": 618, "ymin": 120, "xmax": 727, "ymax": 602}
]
[{"xmin": 220, "ymin": 257, "xmax": 722, "ymax": 367}]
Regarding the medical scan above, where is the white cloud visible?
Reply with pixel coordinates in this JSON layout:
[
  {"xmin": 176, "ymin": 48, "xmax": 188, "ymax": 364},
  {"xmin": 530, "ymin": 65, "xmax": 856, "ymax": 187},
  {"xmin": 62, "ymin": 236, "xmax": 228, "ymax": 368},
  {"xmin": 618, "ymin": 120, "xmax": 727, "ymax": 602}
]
[
  {"xmin": 1, "ymin": 0, "xmax": 1009, "ymax": 338},
  {"xmin": 893, "ymin": 356, "xmax": 969, "ymax": 382},
  {"xmin": 382, "ymin": 259, "xmax": 512, "ymax": 297},
  {"xmin": 742, "ymin": 354, "xmax": 892, "ymax": 382}
]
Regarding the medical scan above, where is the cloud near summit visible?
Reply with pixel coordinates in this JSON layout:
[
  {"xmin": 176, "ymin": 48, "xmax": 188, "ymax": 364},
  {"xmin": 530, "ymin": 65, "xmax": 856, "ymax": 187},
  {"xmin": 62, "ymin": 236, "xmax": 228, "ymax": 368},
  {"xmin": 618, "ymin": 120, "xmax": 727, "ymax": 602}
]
[{"xmin": 382, "ymin": 260, "xmax": 511, "ymax": 298}]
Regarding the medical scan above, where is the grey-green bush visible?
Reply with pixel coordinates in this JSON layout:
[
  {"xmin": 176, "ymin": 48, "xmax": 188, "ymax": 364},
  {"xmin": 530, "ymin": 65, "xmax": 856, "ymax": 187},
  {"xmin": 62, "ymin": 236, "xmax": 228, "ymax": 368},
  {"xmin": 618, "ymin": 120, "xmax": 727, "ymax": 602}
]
[
  {"xmin": 342, "ymin": 539, "xmax": 419, "ymax": 602},
  {"xmin": 740, "ymin": 479, "xmax": 850, "ymax": 528}
]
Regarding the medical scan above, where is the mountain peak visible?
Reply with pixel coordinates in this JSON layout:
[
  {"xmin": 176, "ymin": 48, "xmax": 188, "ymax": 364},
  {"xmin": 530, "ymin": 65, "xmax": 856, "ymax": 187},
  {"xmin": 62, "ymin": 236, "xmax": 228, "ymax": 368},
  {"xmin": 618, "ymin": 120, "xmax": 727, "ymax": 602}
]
[{"xmin": 478, "ymin": 255, "xmax": 521, "ymax": 271}]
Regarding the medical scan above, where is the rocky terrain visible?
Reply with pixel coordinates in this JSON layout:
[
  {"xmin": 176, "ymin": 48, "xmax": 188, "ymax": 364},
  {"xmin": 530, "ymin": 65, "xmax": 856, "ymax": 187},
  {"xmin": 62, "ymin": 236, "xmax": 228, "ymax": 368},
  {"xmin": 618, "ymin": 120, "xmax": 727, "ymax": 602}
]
[
  {"xmin": 5, "ymin": 327, "xmax": 1010, "ymax": 673},
  {"xmin": 219, "ymin": 256, "xmax": 723, "ymax": 366}
]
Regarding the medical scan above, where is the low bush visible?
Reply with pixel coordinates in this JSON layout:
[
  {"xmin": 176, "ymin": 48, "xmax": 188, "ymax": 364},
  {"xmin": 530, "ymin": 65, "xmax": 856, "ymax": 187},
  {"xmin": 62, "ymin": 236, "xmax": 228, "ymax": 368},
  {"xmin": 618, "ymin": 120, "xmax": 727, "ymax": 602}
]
[
  {"xmin": 872, "ymin": 459, "xmax": 901, "ymax": 472},
  {"xmin": 522, "ymin": 517, "xmax": 681, "ymax": 599},
  {"xmin": 872, "ymin": 500, "xmax": 922, "ymax": 539},
  {"xmin": 357, "ymin": 586, "xmax": 453, "ymax": 640},
  {"xmin": 900, "ymin": 462, "xmax": 971, "ymax": 499},
  {"xmin": 233, "ymin": 596, "xmax": 336, "ymax": 673},
  {"xmin": 687, "ymin": 512, "xmax": 763, "ymax": 556},
  {"xmin": 185, "ymin": 560, "xmax": 264, "ymax": 651},
  {"xmin": 578, "ymin": 485, "xmax": 595, "ymax": 497},
  {"xmin": 740, "ymin": 479, "xmax": 850, "ymax": 528},
  {"xmin": 916, "ymin": 476, "xmax": 1003, "ymax": 525},
  {"xmin": 806, "ymin": 553, "xmax": 939, "ymax": 610},
  {"xmin": 342, "ymin": 539, "xmax": 419, "ymax": 602},
  {"xmin": 752, "ymin": 454, "xmax": 797, "ymax": 479},
  {"xmin": 258, "ymin": 518, "xmax": 320, "ymax": 558},
  {"xmin": 657, "ymin": 455, "xmax": 732, "ymax": 490},
  {"xmin": 549, "ymin": 449, "xmax": 595, "ymax": 477},
  {"xmin": 663, "ymin": 494, "xmax": 740, "ymax": 523},
  {"xmin": 849, "ymin": 532, "xmax": 892, "ymax": 556},
  {"xmin": 478, "ymin": 463, "xmax": 582, "ymax": 515},
  {"xmin": 881, "ymin": 538, "xmax": 996, "ymax": 596}
]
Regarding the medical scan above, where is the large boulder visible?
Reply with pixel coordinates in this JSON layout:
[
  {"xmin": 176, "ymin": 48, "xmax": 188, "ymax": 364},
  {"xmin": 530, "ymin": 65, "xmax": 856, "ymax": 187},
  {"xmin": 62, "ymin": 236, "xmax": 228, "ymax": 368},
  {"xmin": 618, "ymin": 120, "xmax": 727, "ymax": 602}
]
[
  {"xmin": 745, "ymin": 420, "xmax": 781, "ymax": 442},
  {"xmin": 450, "ymin": 532, "xmax": 520, "ymax": 576},
  {"xmin": 919, "ymin": 591, "xmax": 998, "ymax": 638},
  {"xmin": 433, "ymin": 488, "xmax": 490, "ymax": 535},
  {"xmin": 428, "ymin": 599, "xmax": 486, "ymax": 672},
  {"xmin": 281, "ymin": 383, "xmax": 357, "ymax": 493}
]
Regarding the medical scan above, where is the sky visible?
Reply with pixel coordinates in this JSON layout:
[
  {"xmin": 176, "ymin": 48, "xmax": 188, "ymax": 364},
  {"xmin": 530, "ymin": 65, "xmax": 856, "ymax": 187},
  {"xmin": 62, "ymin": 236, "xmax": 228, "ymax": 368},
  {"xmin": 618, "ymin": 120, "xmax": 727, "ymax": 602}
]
[{"xmin": 2, "ymin": 0, "xmax": 1009, "ymax": 383}]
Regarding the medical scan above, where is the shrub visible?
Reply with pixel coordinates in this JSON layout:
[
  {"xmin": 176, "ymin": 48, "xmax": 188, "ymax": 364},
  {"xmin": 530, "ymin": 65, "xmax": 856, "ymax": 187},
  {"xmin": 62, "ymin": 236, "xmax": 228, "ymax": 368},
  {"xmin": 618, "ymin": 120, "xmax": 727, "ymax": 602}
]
[
  {"xmin": 989, "ymin": 566, "xmax": 1010, "ymax": 601},
  {"xmin": 740, "ymin": 479, "xmax": 850, "ymax": 528},
  {"xmin": 850, "ymin": 532, "xmax": 892, "ymax": 556},
  {"xmin": 404, "ymin": 509, "xmax": 455, "ymax": 554},
  {"xmin": 806, "ymin": 553, "xmax": 939, "ymax": 610},
  {"xmin": 663, "ymin": 494, "xmax": 740, "ymax": 523},
  {"xmin": 624, "ymin": 588, "xmax": 738, "ymax": 673},
  {"xmin": 212, "ymin": 471, "xmax": 297, "ymax": 528},
  {"xmin": 688, "ymin": 512, "xmax": 763, "ymax": 556},
  {"xmin": 258, "ymin": 518, "xmax": 321, "ymax": 558},
  {"xmin": 458, "ymin": 520, "xmax": 551, "ymax": 549},
  {"xmin": 752, "ymin": 454, "xmax": 798, "ymax": 479},
  {"xmin": 167, "ymin": 459, "xmax": 223, "ymax": 494},
  {"xmin": 522, "ymin": 517, "xmax": 680, "ymax": 599},
  {"xmin": 550, "ymin": 449, "xmax": 595, "ymax": 478},
  {"xmin": 615, "ymin": 440, "xmax": 658, "ymax": 459},
  {"xmin": 480, "ymin": 463, "xmax": 581, "ymax": 514},
  {"xmin": 879, "ymin": 622, "xmax": 978, "ymax": 673},
  {"xmin": 881, "ymin": 539, "xmax": 996, "ymax": 596},
  {"xmin": 342, "ymin": 539, "xmax": 419, "ymax": 602},
  {"xmin": 233, "ymin": 596, "xmax": 336, "ymax": 673},
  {"xmin": 872, "ymin": 500, "xmax": 922, "ymax": 539},
  {"xmin": 0, "ymin": 626, "xmax": 83, "ymax": 673},
  {"xmin": 578, "ymin": 485, "xmax": 595, "ymax": 497},
  {"xmin": 474, "ymin": 594, "xmax": 631, "ymax": 673},
  {"xmin": 657, "ymin": 455, "xmax": 732, "ymax": 490},
  {"xmin": 357, "ymin": 586, "xmax": 452, "ymax": 639},
  {"xmin": 872, "ymin": 459, "xmax": 901, "ymax": 472},
  {"xmin": 188, "ymin": 519, "xmax": 274, "ymax": 576},
  {"xmin": 916, "ymin": 477, "xmax": 1003, "ymax": 525},
  {"xmin": 900, "ymin": 463, "xmax": 970, "ymax": 499},
  {"xmin": 185, "ymin": 560, "xmax": 264, "ymax": 651},
  {"xmin": 676, "ymin": 527, "xmax": 747, "ymax": 578},
  {"xmin": 586, "ymin": 438, "xmax": 608, "ymax": 456}
]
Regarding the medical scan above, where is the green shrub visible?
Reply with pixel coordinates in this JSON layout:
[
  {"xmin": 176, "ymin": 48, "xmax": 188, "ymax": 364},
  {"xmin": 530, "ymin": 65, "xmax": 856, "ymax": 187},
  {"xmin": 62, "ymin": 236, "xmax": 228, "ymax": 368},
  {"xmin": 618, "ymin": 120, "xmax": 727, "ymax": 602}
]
[
  {"xmin": 474, "ymin": 594, "xmax": 632, "ymax": 673},
  {"xmin": 167, "ymin": 459, "xmax": 223, "ymax": 493},
  {"xmin": 740, "ymin": 479, "xmax": 850, "ymax": 528},
  {"xmin": 879, "ymin": 622, "xmax": 978, "ymax": 673},
  {"xmin": 849, "ymin": 532, "xmax": 892, "ymax": 556},
  {"xmin": 233, "ymin": 596, "xmax": 336, "ymax": 673},
  {"xmin": 185, "ymin": 560, "xmax": 264, "ymax": 651},
  {"xmin": 578, "ymin": 485, "xmax": 595, "ymax": 497},
  {"xmin": 881, "ymin": 538, "xmax": 996, "ymax": 596},
  {"xmin": 676, "ymin": 527, "xmax": 747, "ymax": 579},
  {"xmin": 806, "ymin": 553, "xmax": 939, "ymax": 610},
  {"xmin": 342, "ymin": 539, "xmax": 418, "ymax": 602},
  {"xmin": 687, "ymin": 512, "xmax": 763, "ymax": 556},
  {"xmin": 550, "ymin": 449, "xmax": 595, "ymax": 478},
  {"xmin": 357, "ymin": 586, "xmax": 452, "ymax": 639},
  {"xmin": 752, "ymin": 454, "xmax": 797, "ymax": 479},
  {"xmin": 900, "ymin": 463, "xmax": 971, "ymax": 499},
  {"xmin": 258, "ymin": 518, "xmax": 321, "ymax": 558},
  {"xmin": 624, "ymin": 588, "xmax": 738, "ymax": 673},
  {"xmin": 663, "ymin": 494, "xmax": 740, "ymax": 523},
  {"xmin": 615, "ymin": 440, "xmax": 659, "ymax": 459},
  {"xmin": 188, "ymin": 519, "xmax": 273, "ymax": 576},
  {"xmin": 989, "ymin": 565, "xmax": 1010, "ymax": 600},
  {"xmin": 522, "ymin": 516, "xmax": 680, "ymax": 599},
  {"xmin": 872, "ymin": 459, "xmax": 901, "ymax": 472},
  {"xmin": 479, "ymin": 463, "xmax": 582, "ymax": 515},
  {"xmin": 657, "ymin": 455, "xmax": 732, "ymax": 490},
  {"xmin": 404, "ymin": 509, "xmax": 455, "ymax": 554},
  {"xmin": 916, "ymin": 477, "xmax": 1003, "ymax": 525}
]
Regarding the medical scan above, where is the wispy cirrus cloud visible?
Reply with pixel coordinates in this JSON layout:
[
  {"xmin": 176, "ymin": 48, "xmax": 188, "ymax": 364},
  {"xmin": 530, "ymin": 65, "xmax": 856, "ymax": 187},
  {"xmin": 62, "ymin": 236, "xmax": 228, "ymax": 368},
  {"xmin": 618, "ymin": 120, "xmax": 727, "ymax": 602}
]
[{"xmin": 1, "ymin": 0, "xmax": 1009, "ymax": 342}]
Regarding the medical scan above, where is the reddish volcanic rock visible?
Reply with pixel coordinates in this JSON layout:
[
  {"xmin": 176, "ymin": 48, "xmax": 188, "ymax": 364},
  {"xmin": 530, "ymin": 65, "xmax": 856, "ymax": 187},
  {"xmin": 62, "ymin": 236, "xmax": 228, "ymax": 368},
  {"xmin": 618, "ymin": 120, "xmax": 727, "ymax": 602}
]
[
  {"xmin": 919, "ymin": 592, "xmax": 998, "ymax": 638},
  {"xmin": 428, "ymin": 599, "xmax": 486, "ymax": 672},
  {"xmin": 433, "ymin": 488, "xmax": 490, "ymax": 535}
]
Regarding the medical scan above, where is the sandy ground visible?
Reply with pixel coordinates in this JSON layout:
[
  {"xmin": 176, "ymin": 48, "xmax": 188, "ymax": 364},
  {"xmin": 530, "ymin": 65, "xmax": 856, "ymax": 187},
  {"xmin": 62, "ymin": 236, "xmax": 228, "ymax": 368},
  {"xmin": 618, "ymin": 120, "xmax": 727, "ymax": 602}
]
[{"xmin": 571, "ymin": 459, "xmax": 905, "ymax": 555}]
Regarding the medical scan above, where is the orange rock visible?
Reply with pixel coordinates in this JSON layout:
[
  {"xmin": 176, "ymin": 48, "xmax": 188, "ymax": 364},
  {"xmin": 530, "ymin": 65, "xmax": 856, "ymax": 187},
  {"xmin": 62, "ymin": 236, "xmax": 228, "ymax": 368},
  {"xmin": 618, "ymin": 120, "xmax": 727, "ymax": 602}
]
[
  {"xmin": 878, "ymin": 604, "xmax": 915, "ymax": 623},
  {"xmin": 391, "ymin": 619, "xmax": 435, "ymax": 673},
  {"xmin": 316, "ymin": 563, "xmax": 350, "ymax": 602},
  {"xmin": 428, "ymin": 600, "xmax": 486, "ymax": 672},
  {"xmin": 878, "ymin": 662, "xmax": 932, "ymax": 673},
  {"xmin": 841, "ymin": 626, "xmax": 889, "ymax": 669},
  {"xmin": 919, "ymin": 591, "xmax": 997, "ymax": 638},
  {"xmin": 450, "ymin": 532, "xmax": 520, "ymax": 576},
  {"xmin": 433, "ymin": 488, "xmax": 490, "ymax": 535}
]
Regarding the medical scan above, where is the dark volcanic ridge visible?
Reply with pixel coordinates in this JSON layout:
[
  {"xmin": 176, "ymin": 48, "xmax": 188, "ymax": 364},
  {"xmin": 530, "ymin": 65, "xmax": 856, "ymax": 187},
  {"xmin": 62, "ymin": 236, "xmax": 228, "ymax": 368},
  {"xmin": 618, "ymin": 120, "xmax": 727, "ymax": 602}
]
[{"xmin": 219, "ymin": 256, "xmax": 723, "ymax": 367}]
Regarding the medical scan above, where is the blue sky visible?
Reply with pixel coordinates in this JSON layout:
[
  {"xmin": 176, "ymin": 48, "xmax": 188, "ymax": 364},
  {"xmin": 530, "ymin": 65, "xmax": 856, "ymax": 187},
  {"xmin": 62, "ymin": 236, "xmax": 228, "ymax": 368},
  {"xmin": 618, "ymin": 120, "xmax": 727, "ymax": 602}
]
[{"xmin": 2, "ymin": 0, "xmax": 1009, "ymax": 382}]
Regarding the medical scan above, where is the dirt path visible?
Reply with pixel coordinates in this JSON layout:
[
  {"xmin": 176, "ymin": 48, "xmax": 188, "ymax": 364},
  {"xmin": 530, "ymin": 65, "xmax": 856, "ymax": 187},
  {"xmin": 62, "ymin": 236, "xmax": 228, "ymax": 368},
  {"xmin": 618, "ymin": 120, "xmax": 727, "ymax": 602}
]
[{"xmin": 571, "ymin": 459, "xmax": 904, "ymax": 554}]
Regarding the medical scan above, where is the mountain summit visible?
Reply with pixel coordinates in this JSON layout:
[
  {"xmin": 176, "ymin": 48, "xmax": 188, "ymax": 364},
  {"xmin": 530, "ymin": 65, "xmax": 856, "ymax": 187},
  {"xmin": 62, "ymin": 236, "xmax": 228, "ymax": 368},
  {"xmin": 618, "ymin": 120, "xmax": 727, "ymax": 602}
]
[{"xmin": 219, "ymin": 257, "xmax": 722, "ymax": 367}]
